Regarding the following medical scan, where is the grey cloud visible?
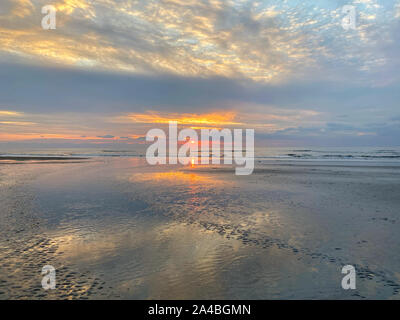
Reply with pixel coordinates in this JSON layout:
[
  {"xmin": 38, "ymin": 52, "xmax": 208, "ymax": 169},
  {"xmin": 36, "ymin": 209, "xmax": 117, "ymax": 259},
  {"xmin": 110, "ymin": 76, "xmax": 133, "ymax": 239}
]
[
  {"xmin": 1, "ymin": 61, "xmax": 400, "ymax": 116},
  {"xmin": 391, "ymin": 116, "xmax": 400, "ymax": 122},
  {"xmin": 97, "ymin": 135, "xmax": 115, "ymax": 139},
  {"xmin": 326, "ymin": 123, "xmax": 356, "ymax": 131}
]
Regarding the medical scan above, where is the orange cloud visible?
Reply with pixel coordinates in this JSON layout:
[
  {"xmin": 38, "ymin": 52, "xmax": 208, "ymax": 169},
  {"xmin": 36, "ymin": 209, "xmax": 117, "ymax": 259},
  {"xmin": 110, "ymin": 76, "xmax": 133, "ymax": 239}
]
[
  {"xmin": 0, "ymin": 121, "xmax": 36, "ymax": 125},
  {"xmin": 55, "ymin": 0, "xmax": 94, "ymax": 15},
  {"xmin": 115, "ymin": 111, "xmax": 242, "ymax": 126},
  {"xmin": 11, "ymin": 0, "xmax": 34, "ymax": 18},
  {"xmin": 0, "ymin": 110, "xmax": 23, "ymax": 116}
]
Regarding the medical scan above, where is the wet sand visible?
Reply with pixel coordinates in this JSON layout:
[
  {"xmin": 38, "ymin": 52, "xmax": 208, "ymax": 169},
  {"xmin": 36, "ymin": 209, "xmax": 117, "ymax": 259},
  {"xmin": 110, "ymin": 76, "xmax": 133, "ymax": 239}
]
[{"xmin": 0, "ymin": 158, "xmax": 400, "ymax": 299}]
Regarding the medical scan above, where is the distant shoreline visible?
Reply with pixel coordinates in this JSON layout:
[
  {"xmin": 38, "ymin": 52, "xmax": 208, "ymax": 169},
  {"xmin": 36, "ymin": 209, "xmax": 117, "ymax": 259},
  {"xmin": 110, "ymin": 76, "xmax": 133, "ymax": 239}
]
[{"xmin": 0, "ymin": 156, "xmax": 89, "ymax": 161}]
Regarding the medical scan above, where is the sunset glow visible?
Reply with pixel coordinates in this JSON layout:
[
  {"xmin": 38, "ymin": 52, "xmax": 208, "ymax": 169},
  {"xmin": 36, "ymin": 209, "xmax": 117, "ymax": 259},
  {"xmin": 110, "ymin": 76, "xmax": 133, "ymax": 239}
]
[{"xmin": 118, "ymin": 112, "xmax": 242, "ymax": 126}]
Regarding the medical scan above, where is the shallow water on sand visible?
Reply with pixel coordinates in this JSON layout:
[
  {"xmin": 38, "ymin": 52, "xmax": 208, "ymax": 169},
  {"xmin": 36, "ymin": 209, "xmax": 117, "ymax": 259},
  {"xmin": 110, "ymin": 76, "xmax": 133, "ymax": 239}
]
[{"xmin": 0, "ymin": 158, "xmax": 400, "ymax": 299}]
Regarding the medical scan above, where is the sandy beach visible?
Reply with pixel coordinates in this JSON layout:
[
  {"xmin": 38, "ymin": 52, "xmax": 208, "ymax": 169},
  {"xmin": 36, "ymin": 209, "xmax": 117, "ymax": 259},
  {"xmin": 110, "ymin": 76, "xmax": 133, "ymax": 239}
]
[{"xmin": 0, "ymin": 156, "xmax": 399, "ymax": 299}]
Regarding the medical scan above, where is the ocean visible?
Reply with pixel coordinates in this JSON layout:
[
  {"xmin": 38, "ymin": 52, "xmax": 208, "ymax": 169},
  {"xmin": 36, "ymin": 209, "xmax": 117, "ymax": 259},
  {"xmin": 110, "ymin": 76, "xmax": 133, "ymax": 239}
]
[{"xmin": 1, "ymin": 146, "xmax": 400, "ymax": 162}]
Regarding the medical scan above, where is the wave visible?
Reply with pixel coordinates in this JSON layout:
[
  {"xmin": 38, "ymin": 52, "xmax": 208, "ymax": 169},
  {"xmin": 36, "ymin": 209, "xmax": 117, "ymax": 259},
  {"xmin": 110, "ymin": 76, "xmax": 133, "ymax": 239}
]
[{"xmin": 285, "ymin": 153, "xmax": 400, "ymax": 160}]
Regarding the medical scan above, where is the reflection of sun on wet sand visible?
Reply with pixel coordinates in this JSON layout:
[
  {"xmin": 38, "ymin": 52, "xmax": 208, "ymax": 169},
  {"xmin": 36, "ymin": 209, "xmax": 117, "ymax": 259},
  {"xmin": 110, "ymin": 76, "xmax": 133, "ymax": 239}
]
[{"xmin": 130, "ymin": 170, "xmax": 228, "ymax": 186}]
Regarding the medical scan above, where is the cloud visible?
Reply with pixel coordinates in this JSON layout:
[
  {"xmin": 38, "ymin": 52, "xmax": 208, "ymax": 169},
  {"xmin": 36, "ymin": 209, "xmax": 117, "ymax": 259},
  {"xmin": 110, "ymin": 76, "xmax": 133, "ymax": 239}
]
[
  {"xmin": 0, "ymin": 121, "xmax": 36, "ymax": 125},
  {"xmin": 2, "ymin": 61, "xmax": 400, "ymax": 115},
  {"xmin": 0, "ymin": 0, "xmax": 397, "ymax": 82},
  {"xmin": 114, "ymin": 111, "xmax": 241, "ymax": 126},
  {"xmin": 0, "ymin": 110, "xmax": 23, "ymax": 116},
  {"xmin": 97, "ymin": 134, "xmax": 115, "ymax": 139}
]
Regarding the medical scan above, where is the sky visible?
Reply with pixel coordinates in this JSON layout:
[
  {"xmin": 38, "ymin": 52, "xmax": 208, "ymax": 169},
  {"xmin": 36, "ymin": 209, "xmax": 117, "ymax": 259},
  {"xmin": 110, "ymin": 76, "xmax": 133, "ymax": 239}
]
[{"xmin": 0, "ymin": 0, "xmax": 400, "ymax": 148}]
